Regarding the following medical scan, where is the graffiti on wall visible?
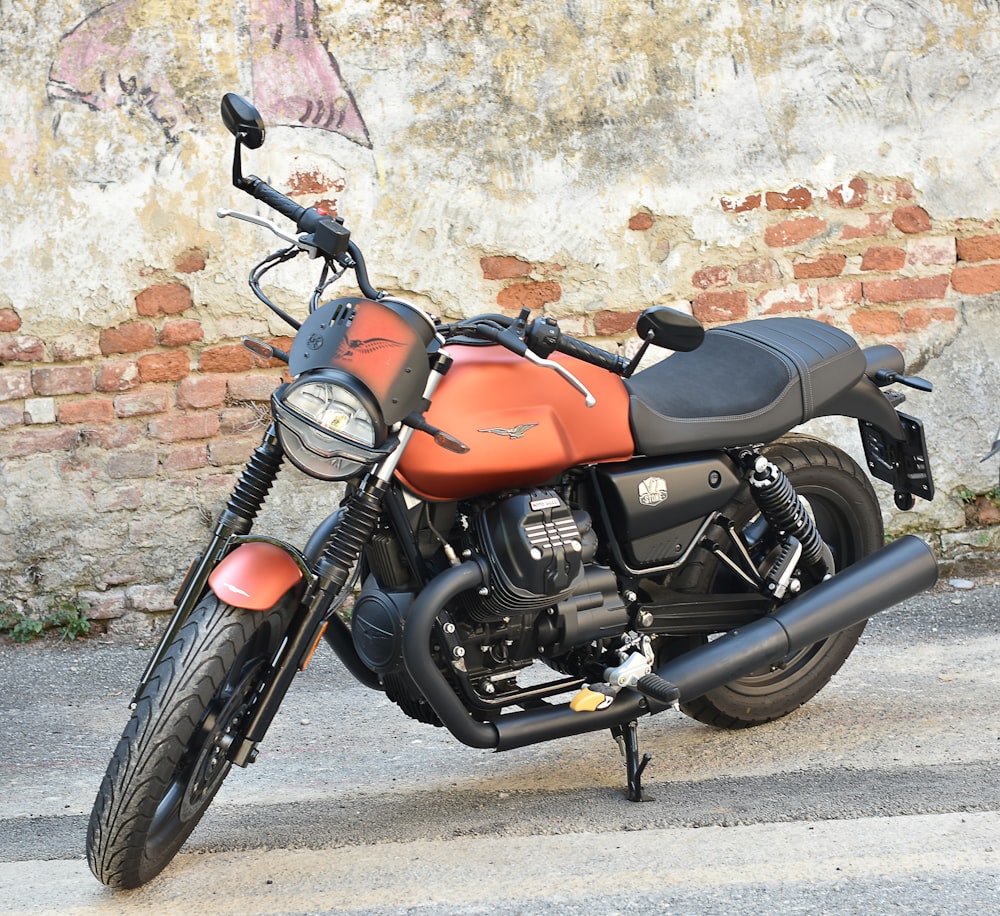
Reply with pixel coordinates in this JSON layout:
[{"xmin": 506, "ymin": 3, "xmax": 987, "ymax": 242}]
[{"xmin": 46, "ymin": 0, "xmax": 369, "ymax": 148}]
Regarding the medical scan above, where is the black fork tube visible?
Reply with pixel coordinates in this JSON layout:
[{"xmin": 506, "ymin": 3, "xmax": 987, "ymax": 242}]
[{"xmin": 130, "ymin": 427, "xmax": 285, "ymax": 706}]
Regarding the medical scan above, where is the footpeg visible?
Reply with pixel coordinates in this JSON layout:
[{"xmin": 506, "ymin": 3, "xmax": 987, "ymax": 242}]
[{"xmin": 635, "ymin": 673, "xmax": 680, "ymax": 705}]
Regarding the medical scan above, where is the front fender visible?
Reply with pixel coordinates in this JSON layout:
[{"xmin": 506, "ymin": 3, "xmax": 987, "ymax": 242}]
[{"xmin": 208, "ymin": 541, "xmax": 305, "ymax": 610}]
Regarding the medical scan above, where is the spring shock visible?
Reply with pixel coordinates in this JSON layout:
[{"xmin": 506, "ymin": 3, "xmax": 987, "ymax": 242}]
[{"xmin": 748, "ymin": 455, "xmax": 829, "ymax": 577}]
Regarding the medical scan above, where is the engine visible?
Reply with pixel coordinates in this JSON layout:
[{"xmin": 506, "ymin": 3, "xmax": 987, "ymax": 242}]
[{"xmin": 350, "ymin": 488, "xmax": 630, "ymax": 718}]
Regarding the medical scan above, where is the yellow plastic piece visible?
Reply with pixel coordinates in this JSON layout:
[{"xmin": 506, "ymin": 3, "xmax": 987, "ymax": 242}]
[{"xmin": 570, "ymin": 687, "xmax": 612, "ymax": 712}]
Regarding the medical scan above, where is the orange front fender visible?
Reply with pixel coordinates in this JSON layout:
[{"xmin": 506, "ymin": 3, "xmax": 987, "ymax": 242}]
[{"xmin": 208, "ymin": 542, "xmax": 304, "ymax": 611}]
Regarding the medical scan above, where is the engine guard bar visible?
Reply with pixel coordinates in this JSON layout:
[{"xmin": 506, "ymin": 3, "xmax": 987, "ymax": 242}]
[{"xmin": 401, "ymin": 535, "xmax": 937, "ymax": 753}]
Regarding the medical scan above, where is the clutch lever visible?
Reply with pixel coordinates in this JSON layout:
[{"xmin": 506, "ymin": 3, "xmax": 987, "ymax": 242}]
[
  {"xmin": 523, "ymin": 349, "xmax": 597, "ymax": 407},
  {"xmin": 472, "ymin": 321, "xmax": 597, "ymax": 407}
]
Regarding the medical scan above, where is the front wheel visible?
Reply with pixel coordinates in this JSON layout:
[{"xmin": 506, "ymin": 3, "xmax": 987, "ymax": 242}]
[
  {"xmin": 87, "ymin": 593, "xmax": 295, "ymax": 888},
  {"xmin": 674, "ymin": 435, "xmax": 884, "ymax": 729}
]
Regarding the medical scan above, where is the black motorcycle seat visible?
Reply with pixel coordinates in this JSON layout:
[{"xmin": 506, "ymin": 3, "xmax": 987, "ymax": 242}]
[{"xmin": 625, "ymin": 317, "xmax": 866, "ymax": 455}]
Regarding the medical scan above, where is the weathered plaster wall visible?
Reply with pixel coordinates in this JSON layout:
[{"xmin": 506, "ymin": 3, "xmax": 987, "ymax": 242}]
[{"xmin": 1, "ymin": 1, "xmax": 999, "ymax": 631}]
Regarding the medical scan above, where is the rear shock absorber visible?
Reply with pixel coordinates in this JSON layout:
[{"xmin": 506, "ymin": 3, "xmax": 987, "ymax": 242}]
[{"xmin": 748, "ymin": 454, "xmax": 831, "ymax": 580}]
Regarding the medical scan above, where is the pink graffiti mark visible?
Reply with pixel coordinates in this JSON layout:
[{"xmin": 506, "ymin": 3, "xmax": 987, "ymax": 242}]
[{"xmin": 47, "ymin": 0, "xmax": 370, "ymax": 148}]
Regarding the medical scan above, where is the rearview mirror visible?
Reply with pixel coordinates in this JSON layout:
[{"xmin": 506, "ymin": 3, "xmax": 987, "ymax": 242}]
[
  {"xmin": 636, "ymin": 306, "xmax": 704, "ymax": 352},
  {"xmin": 221, "ymin": 93, "xmax": 265, "ymax": 150}
]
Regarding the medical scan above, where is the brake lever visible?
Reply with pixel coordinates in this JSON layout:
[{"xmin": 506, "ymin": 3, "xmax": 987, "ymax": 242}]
[{"xmin": 217, "ymin": 208, "xmax": 317, "ymax": 256}]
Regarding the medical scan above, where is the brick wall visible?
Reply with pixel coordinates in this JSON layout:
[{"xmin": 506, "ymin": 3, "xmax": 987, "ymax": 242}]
[
  {"xmin": 481, "ymin": 177, "xmax": 996, "ymax": 355},
  {"xmin": 2, "ymin": 174, "xmax": 998, "ymax": 626}
]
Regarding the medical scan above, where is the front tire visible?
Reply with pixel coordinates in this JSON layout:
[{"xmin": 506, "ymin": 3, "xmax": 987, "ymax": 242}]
[
  {"xmin": 675, "ymin": 435, "xmax": 883, "ymax": 729},
  {"xmin": 87, "ymin": 593, "xmax": 294, "ymax": 888}
]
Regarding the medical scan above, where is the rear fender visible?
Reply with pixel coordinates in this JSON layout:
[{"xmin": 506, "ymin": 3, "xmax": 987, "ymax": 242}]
[{"xmin": 208, "ymin": 540, "xmax": 306, "ymax": 611}]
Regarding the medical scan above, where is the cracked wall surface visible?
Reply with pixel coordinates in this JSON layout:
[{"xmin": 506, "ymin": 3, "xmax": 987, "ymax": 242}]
[{"xmin": 1, "ymin": 1, "xmax": 999, "ymax": 623}]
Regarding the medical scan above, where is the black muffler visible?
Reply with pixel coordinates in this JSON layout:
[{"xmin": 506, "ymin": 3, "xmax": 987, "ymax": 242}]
[
  {"xmin": 648, "ymin": 533, "xmax": 938, "ymax": 704},
  {"xmin": 403, "ymin": 534, "xmax": 937, "ymax": 752}
]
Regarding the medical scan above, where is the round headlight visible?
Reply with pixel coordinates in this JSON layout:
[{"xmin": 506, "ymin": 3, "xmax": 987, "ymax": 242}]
[{"xmin": 272, "ymin": 372, "xmax": 386, "ymax": 480}]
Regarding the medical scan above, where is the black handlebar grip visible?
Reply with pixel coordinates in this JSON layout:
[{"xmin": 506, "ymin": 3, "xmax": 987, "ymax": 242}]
[
  {"xmin": 555, "ymin": 333, "xmax": 627, "ymax": 374},
  {"xmin": 636, "ymin": 673, "xmax": 681, "ymax": 705},
  {"xmin": 247, "ymin": 176, "xmax": 307, "ymax": 225}
]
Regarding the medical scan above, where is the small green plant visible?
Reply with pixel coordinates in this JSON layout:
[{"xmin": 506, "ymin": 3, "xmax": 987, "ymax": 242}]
[
  {"xmin": 45, "ymin": 596, "xmax": 91, "ymax": 641},
  {"xmin": 0, "ymin": 605, "xmax": 45, "ymax": 643},
  {"xmin": 0, "ymin": 596, "xmax": 91, "ymax": 643}
]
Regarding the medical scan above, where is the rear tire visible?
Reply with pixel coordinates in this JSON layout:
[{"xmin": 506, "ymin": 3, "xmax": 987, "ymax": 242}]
[
  {"xmin": 86, "ymin": 593, "xmax": 294, "ymax": 888},
  {"xmin": 675, "ymin": 435, "xmax": 883, "ymax": 729}
]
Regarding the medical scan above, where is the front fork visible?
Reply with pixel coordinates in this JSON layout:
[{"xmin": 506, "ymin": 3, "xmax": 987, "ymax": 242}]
[{"xmin": 130, "ymin": 426, "xmax": 286, "ymax": 707}]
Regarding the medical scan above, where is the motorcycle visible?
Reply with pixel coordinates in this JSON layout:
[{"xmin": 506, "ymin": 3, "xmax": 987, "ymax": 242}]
[{"xmin": 86, "ymin": 94, "xmax": 940, "ymax": 888}]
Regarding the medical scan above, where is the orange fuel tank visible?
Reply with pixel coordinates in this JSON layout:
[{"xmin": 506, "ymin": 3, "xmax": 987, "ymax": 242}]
[{"xmin": 395, "ymin": 344, "xmax": 635, "ymax": 501}]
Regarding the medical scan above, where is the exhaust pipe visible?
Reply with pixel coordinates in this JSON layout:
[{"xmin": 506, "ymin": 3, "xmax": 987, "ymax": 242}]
[
  {"xmin": 403, "ymin": 534, "xmax": 937, "ymax": 752},
  {"xmin": 650, "ymin": 534, "xmax": 938, "ymax": 704}
]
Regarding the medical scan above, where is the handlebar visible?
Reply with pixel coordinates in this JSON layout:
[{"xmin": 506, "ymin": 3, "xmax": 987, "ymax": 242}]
[
  {"xmin": 230, "ymin": 175, "xmax": 381, "ymax": 301},
  {"xmin": 526, "ymin": 316, "xmax": 630, "ymax": 375}
]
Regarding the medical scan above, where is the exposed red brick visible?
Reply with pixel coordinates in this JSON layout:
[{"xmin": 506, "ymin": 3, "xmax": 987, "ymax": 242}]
[
  {"xmin": 861, "ymin": 246, "xmax": 907, "ymax": 272},
  {"xmin": 765, "ymin": 186, "xmax": 812, "ymax": 210},
  {"xmin": 849, "ymin": 309, "xmax": 903, "ymax": 336},
  {"xmin": 764, "ymin": 217, "xmax": 827, "ymax": 248},
  {"xmin": 908, "ymin": 238, "xmax": 956, "ymax": 267},
  {"xmin": 227, "ymin": 375, "xmax": 280, "ymax": 402},
  {"xmin": 107, "ymin": 451, "xmax": 159, "ymax": 479},
  {"xmin": 52, "ymin": 335, "xmax": 100, "ymax": 361},
  {"xmin": 952, "ymin": 263, "xmax": 1000, "ymax": 295},
  {"xmin": 137, "ymin": 350, "xmax": 190, "ymax": 383},
  {"xmin": 721, "ymin": 193, "xmax": 761, "ymax": 212},
  {"xmin": 481, "ymin": 256, "xmax": 532, "ymax": 280},
  {"xmin": 863, "ymin": 275, "xmax": 950, "ymax": 304},
  {"xmin": 0, "ymin": 404, "xmax": 22, "ymax": 429},
  {"xmin": 174, "ymin": 248, "xmax": 207, "ymax": 273},
  {"xmin": 594, "ymin": 310, "xmax": 641, "ymax": 335},
  {"xmin": 628, "ymin": 212, "xmax": 654, "ymax": 231},
  {"xmin": 892, "ymin": 205, "xmax": 931, "ymax": 234},
  {"xmin": 496, "ymin": 280, "xmax": 561, "ymax": 312},
  {"xmin": 114, "ymin": 387, "xmax": 170, "ymax": 418},
  {"xmin": 177, "ymin": 375, "xmax": 227, "ymax": 409},
  {"xmin": 58, "ymin": 398, "xmax": 116, "ymax": 424},
  {"xmin": 31, "ymin": 366, "xmax": 93, "ymax": 396},
  {"xmin": 956, "ymin": 235, "xmax": 1000, "ymax": 262},
  {"xmin": 287, "ymin": 170, "xmax": 344, "ymax": 195},
  {"xmin": 793, "ymin": 254, "xmax": 846, "ymax": 279},
  {"xmin": 209, "ymin": 438, "xmax": 258, "ymax": 467},
  {"xmin": 826, "ymin": 178, "xmax": 867, "ymax": 208},
  {"xmin": 841, "ymin": 213, "xmax": 894, "ymax": 240},
  {"xmin": 81, "ymin": 422, "xmax": 141, "ymax": 450},
  {"xmin": 100, "ymin": 322, "xmax": 157, "ymax": 355},
  {"xmin": 199, "ymin": 345, "xmax": 255, "ymax": 374},
  {"xmin": 0, "ymin": 370, "xmax": 32, "ymax": 401},
  {"xmin": 0, "ymin": 427, "xmax": 79, "ymax": 459},
  {"xmin": 96, "ymin": 361, "xmax": 140, "ymax": 393},
  {"xmin": 159, "ymin": 319, "xmax": 204, "ymax": 347},
  {"xmin": 0, "ymin": 336, "xmax": 45, "ymax": 361},
  {"xmin": 692, "ymin": 290, "xmax": 749, "ymax": 324},
  {"xmin": 161, "ymin": 445, "xmax": 209, "ymax": 471},
  {"xmin": 736, "ymin": 258, "xmax": 782, "ymax": 285},
  {"xmin": 691, "ymin": 265, "xmax": 732, "ymax": 290},
  {"xmin": 817, "ymin": 281, "xmax": 864, "ymax": 309},
  {"xmin": 135, "ymin": 282, "xmax": 193, "ymax": 317},
  {"xmin": 903, "ymin": 306, "xmax": 958, "ymax": 330},
  {"xmin": 219, "ymin": 406, "xmax": 264, "ymax": 435},
  {"xmin": 0, "ymin": 309, "xmax": 21, "ymax": 332},
  {"xmin": 757, "ymin": 284, "xmax": 815, "ymax": 314},
  {"xmin": 148, "ymin": 414, "xmax": 220, "ymax": 442}
]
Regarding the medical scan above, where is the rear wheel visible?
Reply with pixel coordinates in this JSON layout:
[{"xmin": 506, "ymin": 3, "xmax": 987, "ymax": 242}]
[
  {"xmin": 86, "ymin": 593, "xmax": 295, "ymax": 888},
  {"xmin": 675, "ymin": 435, "xmax": 883, "ymax": 729}
]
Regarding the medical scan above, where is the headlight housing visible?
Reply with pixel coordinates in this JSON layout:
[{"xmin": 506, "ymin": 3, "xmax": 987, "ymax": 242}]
[{"xmin": 271, "ymin": 370, "xmax": 389, "ymax": 480}]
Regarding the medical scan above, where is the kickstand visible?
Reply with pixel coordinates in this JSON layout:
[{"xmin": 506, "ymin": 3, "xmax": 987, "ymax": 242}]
[{"xmin": 610, "ymin": 719, "xmax": 653, "ymax": 802}]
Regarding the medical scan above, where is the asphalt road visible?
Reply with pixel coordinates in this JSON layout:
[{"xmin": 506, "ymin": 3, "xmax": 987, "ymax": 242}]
[{"xmin": 1, "ymin": 579, "xmax": 998, "ymax": 915}]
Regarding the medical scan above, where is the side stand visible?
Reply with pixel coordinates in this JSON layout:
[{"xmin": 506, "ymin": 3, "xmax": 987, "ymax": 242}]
[{"xmin": 610, "ymin": 720, "xmax": 653, "ymax": 802}]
